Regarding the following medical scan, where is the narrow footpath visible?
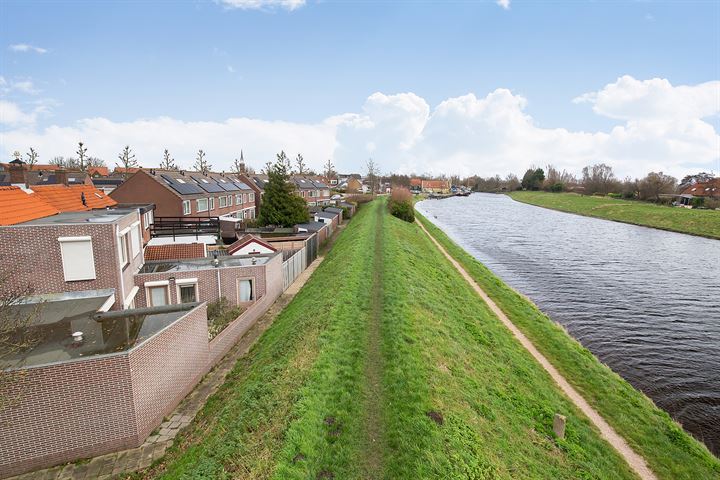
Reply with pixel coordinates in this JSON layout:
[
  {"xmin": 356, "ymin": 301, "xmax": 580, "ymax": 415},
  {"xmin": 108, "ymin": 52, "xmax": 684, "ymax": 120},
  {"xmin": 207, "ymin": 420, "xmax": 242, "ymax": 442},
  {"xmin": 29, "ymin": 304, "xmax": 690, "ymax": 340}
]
[
  {"xmin": 416, "ymin": 219, "xmax": 658, "ymax": 480},
  {"xmin": 361, "ymin": 202, "xmax": 385, "ymax": 478}
]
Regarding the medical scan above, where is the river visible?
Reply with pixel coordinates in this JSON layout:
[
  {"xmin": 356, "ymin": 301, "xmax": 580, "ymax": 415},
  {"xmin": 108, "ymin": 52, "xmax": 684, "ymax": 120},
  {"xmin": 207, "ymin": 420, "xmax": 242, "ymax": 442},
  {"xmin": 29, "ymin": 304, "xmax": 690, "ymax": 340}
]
[{"xmin": 417, "ymin": 193, "xmax": 720, "ymax": 456}]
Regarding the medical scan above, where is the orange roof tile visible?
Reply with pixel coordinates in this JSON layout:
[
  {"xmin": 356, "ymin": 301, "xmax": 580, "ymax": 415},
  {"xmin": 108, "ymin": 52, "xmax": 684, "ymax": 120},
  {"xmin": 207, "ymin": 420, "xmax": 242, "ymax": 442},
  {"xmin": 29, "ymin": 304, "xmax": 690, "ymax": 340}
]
[
  {"xmin": 88, "ymin": 166, "xmax": 110, "ymax": 177},
  {"xmin": 681, "ymin": 178, "xmax": 720, "ymax": 197},
  {"xmin": 0, "ymin": 187, "xmax": 59, "ymax": 226},
  {"xmin": 30, "ymin": 184, "xmax": 117, "ymax": 212},
  {"xmin": 144, "ymin": 243, "xmax": 206, "ymax": 261}
]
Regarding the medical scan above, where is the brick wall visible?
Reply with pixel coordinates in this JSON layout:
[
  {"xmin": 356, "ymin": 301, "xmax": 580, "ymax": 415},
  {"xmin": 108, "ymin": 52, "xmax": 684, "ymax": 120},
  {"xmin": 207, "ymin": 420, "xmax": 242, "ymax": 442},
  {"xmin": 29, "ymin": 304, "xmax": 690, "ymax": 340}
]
[
  {"xmin": 129, "ymin": 304, "xmax": 209, "ymax": 440},
  {"xmin": 133, "ymin": 261, "xmax": 271, "ymax": 308},
  {"xmin": 0, "ymin": 305, "xmax": 211, "ymax": 478},
  {"xmin": 0, "ymin": 355, "xmax": 136, "ymax": 478}
]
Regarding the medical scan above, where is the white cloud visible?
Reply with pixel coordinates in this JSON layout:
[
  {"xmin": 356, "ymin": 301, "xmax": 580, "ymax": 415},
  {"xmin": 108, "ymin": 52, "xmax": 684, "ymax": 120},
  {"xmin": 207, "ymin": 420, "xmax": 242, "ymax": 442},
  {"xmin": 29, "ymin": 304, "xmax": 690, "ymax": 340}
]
[
  {"xmin": 227, "ymin": 65, "xmax": 236, "ymax": 73},
  {"xmin": 0, "ymin": 100, "xmax": 37, "ymax": 126},
  {"xmin": 573, "ymin": 75, "xmax": 720, "ymax": 120},
  {"xmin": 0, "ymin": 77, "xmax": 40, "ymax": 95},
  {"xmin": 496, "ymin": 0, "xmax": 511, "ymax": 10},
  {"xmin": 1, "ymin": 76, "xmax": 717, "ymax": 179},
  {"xmin": 8, "ymin": 44, "xmax": 47, "ymax": 54},
  {"xmin": 218, "ymin": 0, "xmax": 306, "ymax": 11}
]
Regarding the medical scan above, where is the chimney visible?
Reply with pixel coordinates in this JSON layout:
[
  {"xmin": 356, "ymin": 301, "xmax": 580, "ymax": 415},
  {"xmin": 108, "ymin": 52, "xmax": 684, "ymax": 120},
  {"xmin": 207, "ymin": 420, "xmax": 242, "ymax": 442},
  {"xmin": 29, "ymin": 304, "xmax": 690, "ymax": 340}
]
[
  {"xmin": 9, "ymin": 162, "xmax": 26, "ymax": 185},
  {"xmin": 55, "ymin": 169, "xmax": 68, "ymax": 186}
]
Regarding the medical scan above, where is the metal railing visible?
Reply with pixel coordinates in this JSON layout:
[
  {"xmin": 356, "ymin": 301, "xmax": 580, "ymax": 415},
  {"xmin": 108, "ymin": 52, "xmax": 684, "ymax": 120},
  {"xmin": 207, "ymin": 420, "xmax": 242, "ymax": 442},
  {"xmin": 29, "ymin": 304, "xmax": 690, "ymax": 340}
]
[{"xmin": 151, "ymin": 217, "xmax": 220, "ymax": 240}]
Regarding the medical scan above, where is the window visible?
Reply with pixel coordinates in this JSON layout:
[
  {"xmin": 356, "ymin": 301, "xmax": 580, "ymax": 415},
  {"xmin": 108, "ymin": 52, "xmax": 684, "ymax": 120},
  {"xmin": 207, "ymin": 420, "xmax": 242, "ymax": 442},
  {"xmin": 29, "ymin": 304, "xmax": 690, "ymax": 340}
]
[
  {"xmin": 178, "ymin": 283, "xmax": 197, "ymax": 303},
  {"xmin": 183, "ymin": 200, "xmax": 191, "ymax": 215},
  {"xmin": 249, "ymin": 193, "xmax": 255, "ymax": 202},
  {"xmin": 331, "ymin": 179, "xmax": 337, "ymax": 185},
  {"xmin": 209, "ymin": 197, "xmax": 215, "ymax": 210},
  {"xmin": 236, "ymin": 194, "xmax": 241, "ymax": 204},
  {"xmin": 227, "ymin": 195, "xmax": 233, "ymax": 206},
  {"xmin": 219, "ymin": 196, "xmax": 228, "ymax": 208},
  {"xmin": 130, "ymin": 224, "xmax": 141, "ymax": 258},
  {"xmin": 237, "ymin": 279, "xmax": 254, "ymax": 302},
  {"xmin": 176, "ymin": 178, "xmax": 186, "ymax": 184},
  {"xmin": 119, "ymin": 233, "xmax": 129, "ymax": 267},
  {"xmin": 59, "ymin": 237, "xmax": 96, "ymax": 281},
  {"xmin": 143, "ymin": 210, "xmax": 154, "ymax": 228},
  {"xmin": 197, "ymin": 198, "xmax": 208, "ymax": 212},
  {"xmin": 148, "ymin": 285, "xmax": 169, "ymax": 306},
  {"xmin": 324, "ymin": 190, "xmax": 330, "ymax": 197}
]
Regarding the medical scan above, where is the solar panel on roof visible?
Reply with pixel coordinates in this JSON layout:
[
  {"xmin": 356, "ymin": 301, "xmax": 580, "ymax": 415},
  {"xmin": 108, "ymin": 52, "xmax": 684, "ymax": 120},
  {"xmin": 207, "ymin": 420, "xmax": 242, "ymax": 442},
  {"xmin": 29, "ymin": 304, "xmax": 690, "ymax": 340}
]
[
  {"xmin": 190, "ymin": 175, "xmax": 225, "ymax": 193},
  {"xmin": 232, "ymin": 181, "xmax": 250, "ymax": 190},
  {"xmin": 168, "ymin": 182, "xmax": 204, "ymax": 195}
]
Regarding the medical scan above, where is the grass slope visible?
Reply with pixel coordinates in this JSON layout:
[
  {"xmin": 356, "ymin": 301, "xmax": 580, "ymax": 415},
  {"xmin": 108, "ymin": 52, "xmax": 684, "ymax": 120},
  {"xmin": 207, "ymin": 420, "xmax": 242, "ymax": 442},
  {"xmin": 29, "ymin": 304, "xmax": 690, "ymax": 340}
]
[
  {"xmin": 508, "ymin": 191, "xmax": 720, "ymax": 239},
  {"xmin": 417, "ymin": 211, "xmax": 720, "ymax": 480},
  {"xmin": 140, "ymin": 200, "xmax": 700, "ymax": 479}
]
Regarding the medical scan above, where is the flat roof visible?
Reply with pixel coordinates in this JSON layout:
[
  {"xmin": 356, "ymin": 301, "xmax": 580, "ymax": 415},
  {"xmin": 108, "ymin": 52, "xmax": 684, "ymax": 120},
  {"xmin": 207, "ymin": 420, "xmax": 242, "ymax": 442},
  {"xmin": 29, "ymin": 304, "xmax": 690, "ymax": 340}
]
[
  {"xmin": 1, "ymin": 293, "xmax": 195, "ymax": 369},
  {"xmin": 18, "ymin": 208, "xmax": 136, "ymax": 226},
  {"xmin": 139, "ymin": 252, "xmax": 276, "ymax": 273}
]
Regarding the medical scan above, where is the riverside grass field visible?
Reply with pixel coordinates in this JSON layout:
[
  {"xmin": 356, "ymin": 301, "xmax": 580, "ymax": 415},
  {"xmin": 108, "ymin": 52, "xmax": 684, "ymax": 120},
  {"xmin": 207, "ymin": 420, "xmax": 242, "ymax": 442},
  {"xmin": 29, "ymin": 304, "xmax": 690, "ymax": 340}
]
[
  {"xmin": 507, "ymin": 191, "xmax": 720, "ymax": 239},
  {"xmin": 134, "ymin": 200, "xmax": 719, "ymax": 480}
]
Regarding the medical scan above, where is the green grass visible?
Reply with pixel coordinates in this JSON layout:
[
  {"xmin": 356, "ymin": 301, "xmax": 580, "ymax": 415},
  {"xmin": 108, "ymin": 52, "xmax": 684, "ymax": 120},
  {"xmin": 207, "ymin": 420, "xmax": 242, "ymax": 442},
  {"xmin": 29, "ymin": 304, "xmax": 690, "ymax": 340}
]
[
  {"xmin": 417, "ymin": 211, "xmax": 720, "ymax": 480},
  {"xmin": 508, "ymin": 191, "xmax": 720, "ymax": 239},
  {"xmin": 138, "ymin": 200, "xmax": 716, "ymax": 479}
]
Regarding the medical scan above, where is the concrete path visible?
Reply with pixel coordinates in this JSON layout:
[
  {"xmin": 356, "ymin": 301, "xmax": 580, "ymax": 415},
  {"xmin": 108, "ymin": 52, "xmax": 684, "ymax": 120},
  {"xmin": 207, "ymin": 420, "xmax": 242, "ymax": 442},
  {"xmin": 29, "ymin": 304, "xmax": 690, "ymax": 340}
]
[
  {"xmin": 9, "ymin": 224, "xmax": 345, "ymax": 480},
  {"xmin": 416, "ymin": 219, "xmax": 658, "ymax": 480}
]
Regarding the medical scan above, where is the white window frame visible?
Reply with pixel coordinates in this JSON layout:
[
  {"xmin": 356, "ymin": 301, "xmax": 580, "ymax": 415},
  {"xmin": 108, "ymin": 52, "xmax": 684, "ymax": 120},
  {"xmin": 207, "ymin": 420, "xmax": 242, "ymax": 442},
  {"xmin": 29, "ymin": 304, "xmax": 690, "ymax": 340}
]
[
  {"xmin": 182, "ymin": 200, "xmax": 191, "ymax": 215},
  {"xmin": 145, "ymin": 280, "xmax": 170, "ymax": 307},
  {"xmin": 118, "ymin": 233, "xmax": 129, "ymax": 267},
  {"xmin": 175, "ymin": 278, "xmax": 199, "ymax": 304},
  {"xmin": 249, "ymin": 192, "xmax": 255, "ymax": 202},
  {"xmin": 196, "ymin": 198, "xmax": 208, "ymax": 212},
  {"xmin": 209, "ymin": 197, "xmax": 215, "ymax": 210},
  {"xmin": 228, "ymin": 195, "xmax": 233, "ymax": 206},
  {"xmin": 236, "ymin": 194, "xmax": 241, "ymax": 204},
  {"xmin": 237, "ymin": 277, "xmax": 255, "ymax": 303},
  {"xmin": 58, "ymin": 236, "xmax": 96, "ymax": 282},
  {"xmin": 130, "ymin": 222, "xmax": 141, "ymax": 259},
  {"xmin": 219, "ymin": 196, "xmax": 228, "ymax": 208}
]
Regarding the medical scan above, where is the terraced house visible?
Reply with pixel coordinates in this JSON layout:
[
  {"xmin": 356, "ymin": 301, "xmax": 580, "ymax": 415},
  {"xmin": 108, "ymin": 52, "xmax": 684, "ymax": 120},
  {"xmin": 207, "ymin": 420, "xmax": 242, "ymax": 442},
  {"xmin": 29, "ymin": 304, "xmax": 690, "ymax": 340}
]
[{"xmin": 110, "ymin": 169, "xmax": 257, "ymax": 220}]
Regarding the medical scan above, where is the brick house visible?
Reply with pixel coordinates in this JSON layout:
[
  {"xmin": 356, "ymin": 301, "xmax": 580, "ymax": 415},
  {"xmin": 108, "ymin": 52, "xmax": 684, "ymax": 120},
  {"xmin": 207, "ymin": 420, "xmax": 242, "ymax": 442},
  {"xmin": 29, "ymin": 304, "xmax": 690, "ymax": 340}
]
[
  {"xmin": 0, "ymin": 208, "xmax": 145, "ymax": 310},
  {"xmin": 110, "ymin": 169, "xmax": 257, "ymax": 221},
  {"xmin": 292, "ymin": 176, "xmax": 332, "ymax": 206}
]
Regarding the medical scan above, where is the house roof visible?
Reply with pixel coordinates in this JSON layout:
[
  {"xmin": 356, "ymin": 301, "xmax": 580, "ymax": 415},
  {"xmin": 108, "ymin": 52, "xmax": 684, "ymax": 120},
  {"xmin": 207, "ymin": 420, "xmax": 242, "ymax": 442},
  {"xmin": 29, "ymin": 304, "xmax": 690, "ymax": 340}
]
[
  {"xmin": 227, "ymin": 234, "xmax": 277, "ymax": 255},
  {"xmin": 0, "ymin": 187, "xmax": 60, "ymax": 226},
  {"xmin": 292, "ymin": 176, "xmax": 329, "ymax": 190},
  {"xmin": 114, "ymin": 167, "xmax": 141, "ymax": 174},
  {"xmin": 140, "ymin": 169, "xmax": 255, "ymax": 198},
  {"xmin": 324, "ymin": 207, "xmax": 343, "ymax": 214},
  {"xmin": 30, "ymin": 184, "xmax": 117, "ymax": 211},
  {"xmin": 295, "ymin": 221, "xmax": 327, "ymax": 232},
  {"xmin": 144, "ymin": 243, "xmax": 206, "ymax": 261},
  {"xmin": 315, "ymin": 211, "xmax": 337, "ymax": 219},
  {"xmin": 680, "ymin": 178, "xmax": 720, "ymax": 197},
  {"xmin": 88, "ymin": 166, "xmax": 110, "ymax": 177}
]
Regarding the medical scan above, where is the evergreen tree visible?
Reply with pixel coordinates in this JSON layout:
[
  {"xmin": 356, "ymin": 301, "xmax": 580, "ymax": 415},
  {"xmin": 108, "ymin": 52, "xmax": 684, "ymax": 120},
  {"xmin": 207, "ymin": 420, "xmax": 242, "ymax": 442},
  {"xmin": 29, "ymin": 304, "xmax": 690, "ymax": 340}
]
[{"xmin": 257, "ymin": 152, "xmax": 309, "ymax": 227}]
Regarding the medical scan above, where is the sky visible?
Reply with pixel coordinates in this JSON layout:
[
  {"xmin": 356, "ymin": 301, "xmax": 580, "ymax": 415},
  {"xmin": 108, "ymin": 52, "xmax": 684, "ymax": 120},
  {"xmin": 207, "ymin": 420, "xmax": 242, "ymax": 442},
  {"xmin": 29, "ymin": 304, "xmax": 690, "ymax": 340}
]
[{"xmin": 0, "ymin": 0, "xmax": 719, "ymax": 179}]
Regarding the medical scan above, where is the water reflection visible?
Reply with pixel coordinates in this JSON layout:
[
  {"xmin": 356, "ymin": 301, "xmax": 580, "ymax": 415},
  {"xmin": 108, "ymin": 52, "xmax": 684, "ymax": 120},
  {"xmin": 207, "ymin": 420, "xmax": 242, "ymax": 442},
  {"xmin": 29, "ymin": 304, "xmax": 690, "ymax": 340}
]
[{"xmin": 418, "ymin": 193, "xmax": 720, "ymax": 455}]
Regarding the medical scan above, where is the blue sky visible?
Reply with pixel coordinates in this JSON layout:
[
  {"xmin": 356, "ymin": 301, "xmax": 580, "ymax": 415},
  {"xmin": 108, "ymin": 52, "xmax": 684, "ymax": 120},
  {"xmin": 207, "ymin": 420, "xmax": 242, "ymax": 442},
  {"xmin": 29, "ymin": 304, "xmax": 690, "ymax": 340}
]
[{"xmin": 1, "ymin": 0, "xmax": 719, "ymax": 177}]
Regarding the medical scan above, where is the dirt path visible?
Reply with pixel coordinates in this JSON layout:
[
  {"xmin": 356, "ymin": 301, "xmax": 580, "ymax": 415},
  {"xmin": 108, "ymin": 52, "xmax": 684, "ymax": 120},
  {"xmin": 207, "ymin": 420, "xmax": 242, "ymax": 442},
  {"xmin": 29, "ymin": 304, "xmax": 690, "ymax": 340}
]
[
  {"xmin": 361, "ymin": 202, "xmax": 385, "ymax": 479},
  {"xmin": 416, "ymin": 219, "xmax": 658, "ymax": 480}
]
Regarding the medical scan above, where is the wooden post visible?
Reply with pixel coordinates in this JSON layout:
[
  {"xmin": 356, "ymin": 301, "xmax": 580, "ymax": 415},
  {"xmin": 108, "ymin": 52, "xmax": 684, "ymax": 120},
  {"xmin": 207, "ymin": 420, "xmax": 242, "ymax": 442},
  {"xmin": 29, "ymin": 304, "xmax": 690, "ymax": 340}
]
[{"xmin": 553, "ymin": 414, "xmax": 566, "ymax": 439}]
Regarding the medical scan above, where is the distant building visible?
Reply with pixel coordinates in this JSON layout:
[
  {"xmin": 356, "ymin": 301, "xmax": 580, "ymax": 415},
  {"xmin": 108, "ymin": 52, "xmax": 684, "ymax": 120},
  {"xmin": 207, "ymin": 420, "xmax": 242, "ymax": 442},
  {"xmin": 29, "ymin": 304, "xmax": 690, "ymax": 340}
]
[
  {"xmin": 410, "ymin": 178, "xmax": 451, "ymax": 193},
  {"xmin": 678, "ymin": 178, "xmax": 720, "ymax": 206}
]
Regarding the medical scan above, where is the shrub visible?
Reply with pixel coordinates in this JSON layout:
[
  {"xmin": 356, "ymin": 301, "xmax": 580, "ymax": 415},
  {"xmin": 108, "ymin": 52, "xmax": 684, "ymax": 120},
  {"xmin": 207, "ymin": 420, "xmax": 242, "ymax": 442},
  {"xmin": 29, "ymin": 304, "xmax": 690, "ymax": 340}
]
[
  {"xmin": 705, "ymin": 198, "xmax": 720, "ymax": 210},
  {"xmin": 607, "ymin": 192, "xmax": 622, "ymax": 199},
  {"xmin": 549, "ymin": 182, "xmax": 565, "ymax": 193},
  {"xmin": 691, "ymin": 197, "xmax": 705, "ymax": 208},
  {"xmin": 348, "ymin": 194, "xmax": 374, "ymax": 204},
  {"xmin": 622, "ymin": 191, "xmax": 635, "ymax": 199},
  {"xmin": 389, "ymin": 199, "xmax": 415, "ymax": 223},
  {"xmin": 207, "ymin": 298, "xmax": 245, "ymax": 340},
  {"xmin": 390, "ymin": 186, "xmax": 413, "ymax": 203}
]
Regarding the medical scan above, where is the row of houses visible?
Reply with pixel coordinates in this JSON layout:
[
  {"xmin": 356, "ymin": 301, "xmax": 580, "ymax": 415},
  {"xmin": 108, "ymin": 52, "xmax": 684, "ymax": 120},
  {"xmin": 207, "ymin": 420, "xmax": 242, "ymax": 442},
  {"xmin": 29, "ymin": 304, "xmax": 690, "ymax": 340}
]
[{"xmin": 0, "ymin": 170, "xmax": 356, "ymax": 477}]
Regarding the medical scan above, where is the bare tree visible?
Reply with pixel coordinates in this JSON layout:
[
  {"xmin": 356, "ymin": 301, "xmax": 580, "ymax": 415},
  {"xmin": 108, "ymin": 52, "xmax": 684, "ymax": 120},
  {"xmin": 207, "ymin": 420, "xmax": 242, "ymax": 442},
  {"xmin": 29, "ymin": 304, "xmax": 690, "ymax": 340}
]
[
  {"xmin": 76, "ymin": 142, "xmax": 88, "ymax": 171},
  {"xmin": 160, "ymin": 149, "xmax": 177, "ymax": 170},
  {"xmin": 323, "ymin": 158, "xmax": 336, "ymax": 180},
  {"xmin": 638, "ymin": 172, "xmax": 677, "ymax": 202},
  {"xmin": 0, "ymin": 265, "xmax": 41, "ymax": 414},
  {"xmin": 25, "ymin": 148, "xmax": 38, "ymax": 169},
  {"xmin": 86, "ymin": 157, "xmax": 106, "ymax": 168},
  {"xmin": 294, "ymin": 153, "xmax": 307, "ymax": 175},
  {"xmin": 49, "ymin": 156, "xmax": 65, "ymax": 167},
  {"xmin": 581, "ymin": 163, "xmax": 618, "ymax": 195},
  {"xmin": 366, "ymin": 158, "xmax": 379, "ymax": 195},
  {"xmin": 193, "ymin": 149, "xmax": 211, "ymax": 174},
  {"xmin": 117, "ymin": 146, "xmax": 138, "ymax": 179}
]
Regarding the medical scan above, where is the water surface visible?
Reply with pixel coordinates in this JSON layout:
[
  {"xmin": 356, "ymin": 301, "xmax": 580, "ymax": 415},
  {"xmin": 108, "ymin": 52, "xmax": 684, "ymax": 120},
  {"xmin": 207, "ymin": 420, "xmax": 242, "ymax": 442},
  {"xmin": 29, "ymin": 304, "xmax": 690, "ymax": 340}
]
[{"xmin": 417, "ymin": 193, "xmax": 720, "ymax": 455}]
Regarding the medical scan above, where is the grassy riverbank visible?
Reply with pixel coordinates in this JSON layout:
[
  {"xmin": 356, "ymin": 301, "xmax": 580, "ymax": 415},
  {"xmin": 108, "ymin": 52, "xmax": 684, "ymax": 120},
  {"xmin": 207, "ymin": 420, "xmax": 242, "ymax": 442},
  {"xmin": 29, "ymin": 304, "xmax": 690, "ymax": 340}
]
[
  {"xmin": 417, "ymin": 211, "xmax": 720, "ymax": 479},
  {"xmin": 140, "ymin": 200, "xmax": 646, "ymax": 479},
  {"xmin": 508, "ymin": 191, "xmax": 720, "ymax": 239}
]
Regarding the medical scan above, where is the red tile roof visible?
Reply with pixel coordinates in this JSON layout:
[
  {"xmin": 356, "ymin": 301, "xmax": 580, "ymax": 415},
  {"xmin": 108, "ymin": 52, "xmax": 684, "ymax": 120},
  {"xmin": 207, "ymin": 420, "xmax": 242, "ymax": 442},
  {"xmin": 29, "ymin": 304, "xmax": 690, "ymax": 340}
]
[
  {"xmin": 30, "ymin": 184, "xmax": 117, "ymax": 211},
  {"xmin": 114, "ymin": 167, "xmax": 140, "ymax": 174},
  {"xmin": 227, "ymin": 234, "xmax": 277, "ymax": 255},
  {"xmin": 88, "ymin": 167, "xmax": 110, "ymax": 177},
  {"xmin": 144, "ymin": 243, "xmax": 206, "ymax": 261},
  {"xmin": 0, "ymin": 187, "xmax": 60, "ymax": 226},
  {"xmin": 681, "ymin": 178, "xmax": 720, "ymax": 197}
]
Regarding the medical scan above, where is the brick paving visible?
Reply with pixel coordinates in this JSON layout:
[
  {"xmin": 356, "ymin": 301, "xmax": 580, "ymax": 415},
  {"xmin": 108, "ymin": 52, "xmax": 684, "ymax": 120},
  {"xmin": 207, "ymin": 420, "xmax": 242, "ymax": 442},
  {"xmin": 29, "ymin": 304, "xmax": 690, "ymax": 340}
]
[{"xmin": 8, "ymin": 223, "xmax": 344, "ymax": 480}]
